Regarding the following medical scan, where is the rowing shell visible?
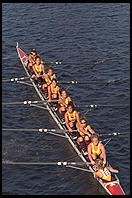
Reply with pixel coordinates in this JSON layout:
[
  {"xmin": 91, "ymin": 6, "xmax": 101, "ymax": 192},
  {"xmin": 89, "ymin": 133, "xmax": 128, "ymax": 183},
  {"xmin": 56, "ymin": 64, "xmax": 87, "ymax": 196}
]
[{"xmin": 16, "ymin": 42, "xmax": 125, "ymax": 195}]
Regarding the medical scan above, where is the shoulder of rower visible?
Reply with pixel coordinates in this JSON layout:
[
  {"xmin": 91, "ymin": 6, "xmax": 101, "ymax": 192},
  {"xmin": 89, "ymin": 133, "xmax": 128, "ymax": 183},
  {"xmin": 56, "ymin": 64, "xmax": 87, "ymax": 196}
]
[
  {"xmin": 97, "ymin": 170, "xmax": 103, "ymax": 177},
  {"xmin": 65, "ymin": 112, "xmax": 69, "ymax": 119},
  {"xmin": 100, "ymin": 142, "xmax": 105, "ymax": 148},
  {"xmin": 86, "ymin": 125, "xmax": 91, "ymax": 129},
  {"xmin": 67, "ymin": 96, "xmax": 71, "ymax": 100},
  {"xmin": 45, "ymin": 73, "xmax": 49, "ymax": 77},
  {"xmin": 88, "ymin": 142, "xmax": 92, "ymax": 148},
  {"xmin": 75, "ymin": 110, "xmax": 79, "ymax": 114}
]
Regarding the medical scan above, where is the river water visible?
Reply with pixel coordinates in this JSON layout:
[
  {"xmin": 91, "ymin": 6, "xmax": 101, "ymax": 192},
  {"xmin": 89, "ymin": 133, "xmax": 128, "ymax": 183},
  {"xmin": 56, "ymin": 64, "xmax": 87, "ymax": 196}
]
[{"xmin": 2, "ymin": 3, "xmax": 130, "ymax": 195}]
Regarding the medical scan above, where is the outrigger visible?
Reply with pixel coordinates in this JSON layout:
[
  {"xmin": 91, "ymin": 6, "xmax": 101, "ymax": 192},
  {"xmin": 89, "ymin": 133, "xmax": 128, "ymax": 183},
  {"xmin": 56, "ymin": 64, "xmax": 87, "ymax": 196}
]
[{"xmin": 15, "ymin": 42, "xmax": 125, "ymax": 195}]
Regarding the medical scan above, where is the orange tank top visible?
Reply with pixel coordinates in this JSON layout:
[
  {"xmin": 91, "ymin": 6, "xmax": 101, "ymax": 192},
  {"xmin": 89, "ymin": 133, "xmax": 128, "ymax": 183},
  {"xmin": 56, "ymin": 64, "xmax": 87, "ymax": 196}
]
[
  {"xmin": 67, "ymin": 111, "xmax": 76, "ymax": 122},
  {"xmin": 45, "ymin": 74, "xmax": 55, "ymax": 85},
  {"xmin": 50, "ymin": 85, "xmax": 59, "ymax": 94},
  {"xmin": 60, "ymin": 96, "xmax": 71, "ymax": 107},
  {"xmin": 34, "ymin": 64, "xmax": 43, "ymax": 73},
  {"xmin": 79, "ymin": 126, "xmax": 89, "ymax": 137},
  {"xmin": 91, "ymin": 142, "xmax": 101, "ymax": 156}
]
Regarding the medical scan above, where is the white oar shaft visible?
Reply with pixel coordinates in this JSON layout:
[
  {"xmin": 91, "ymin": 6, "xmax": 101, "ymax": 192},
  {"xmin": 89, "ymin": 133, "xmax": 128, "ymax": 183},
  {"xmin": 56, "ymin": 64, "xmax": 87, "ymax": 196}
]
[
  {"xmin": 2, "ymin": 128, "xmax": 77, "ymax": 132},
  {"xmin": 2, "ymin": 100, "xmax": 45, "ymax": 105},
  {"xmin": 2, "ymin": 161, "xmax": 91, "ymax": 166}
]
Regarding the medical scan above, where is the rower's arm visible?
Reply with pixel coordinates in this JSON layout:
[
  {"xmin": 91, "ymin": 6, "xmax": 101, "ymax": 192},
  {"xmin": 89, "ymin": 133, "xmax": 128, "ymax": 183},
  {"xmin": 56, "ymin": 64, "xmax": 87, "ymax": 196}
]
[
  {"xmin": 68, "ymin": 97, "xmax": 72, "ymax": 103},
  {"xmin": 87, "ymin": 144, "xmax": 95, "ymax": 165},
  {"xmin": 42, "ymin": 64, "xmax": 45, "ymax": 74},
  {"xmin": 107, "ymin": 166, "xmax": 119, "ymax": 173},
  {"xmin": 54, "ymin": 74, "xmax": 56, "ymax": 79},
  {"xmin": 76, "ymin": 111, "xmax": 81, "ymax": 125},
  {"xmin": 87, "ymin": 125, "xmax": 95, "ymax": 134},
  {"xmin": 48, "ymin": 85, "xmax": 52, "ymax": 102},
  {"xmin": 93, "ymin": 172, "xmax": 98, "ymax": 179},
  {"xmin": 101, "ymin": 143, "xmax": 107, "ymax": 165},
  {"xmin": 58, "ymin": 87, "xmax": 61, "ymax": 98},
  {"xmin": 79, "ymin": 126, "xmax": 91, "ymax": 136},
  {"xmin": 58, "ymin": 97, "xmax": 66, "ymax": 106},
  {"xmin": 93, "ymin": 171, "xmax": 101, "ymax": 179}
]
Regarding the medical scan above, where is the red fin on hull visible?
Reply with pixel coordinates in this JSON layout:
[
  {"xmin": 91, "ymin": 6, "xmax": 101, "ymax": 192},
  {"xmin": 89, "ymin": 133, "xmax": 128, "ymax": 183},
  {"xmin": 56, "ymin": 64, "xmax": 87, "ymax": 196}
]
[{"xmin": 106, "ymin": 183, "xmax": 125, "ymax": 195}]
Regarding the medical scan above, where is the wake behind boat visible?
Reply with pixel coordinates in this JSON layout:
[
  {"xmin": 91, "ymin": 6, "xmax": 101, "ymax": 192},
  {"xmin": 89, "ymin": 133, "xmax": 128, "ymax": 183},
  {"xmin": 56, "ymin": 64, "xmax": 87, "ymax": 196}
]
[{"xmin": 15, "ymin": 42, "xmax": 125, "ymax": 195}]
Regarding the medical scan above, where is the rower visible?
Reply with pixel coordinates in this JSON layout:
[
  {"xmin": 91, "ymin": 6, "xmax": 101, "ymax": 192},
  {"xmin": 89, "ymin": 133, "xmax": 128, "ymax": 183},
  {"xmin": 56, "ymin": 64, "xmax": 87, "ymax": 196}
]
[
  {"xmin": 48, "ymin": 78, "xmax": 60, "ymax": 103},
  {"xmin": 76, "ymin": 115, "xmax": 95, "ymax": 155},
  {"xmin": 58, "ymin": 88, "xmax": 72, "ymax": 119},
  {"xmin": 88, "ymin": 134, "xmax": 106, "ymax": 165},
  {"xmin": 64, "ymin": 102, "xmax": 81, "ymax": 138},
  {"xmin": 42, "ymin": 65, "xmax": 56, "ymax": 96},
  {"xmin": 93, "ymin": 159, "xmax": 118, "ymax": 181},
  {"xmin": 28, "ymin": 49, "xmax": 44, "ymax": 75},
  {"xmin": 32, "ymin": 56, "xmax": 45, "ymax": 85}
]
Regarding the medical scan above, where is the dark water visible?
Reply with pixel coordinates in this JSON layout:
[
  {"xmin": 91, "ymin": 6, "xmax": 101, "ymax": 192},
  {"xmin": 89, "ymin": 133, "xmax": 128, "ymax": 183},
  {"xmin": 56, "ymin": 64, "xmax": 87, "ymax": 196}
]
[{"xmin": 2, "ymin": 3, "xmax": 130, "ymax": 195}]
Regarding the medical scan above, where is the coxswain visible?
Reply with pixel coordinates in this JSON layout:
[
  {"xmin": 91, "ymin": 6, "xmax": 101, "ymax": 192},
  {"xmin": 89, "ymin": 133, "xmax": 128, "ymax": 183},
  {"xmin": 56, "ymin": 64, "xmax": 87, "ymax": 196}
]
[
  {"xmin": 64, "ymin": 102, "xmax": 81, "ymax": 135},
  {"xmin": 93, "ymin": 159, "xmax": 118, "ymax": 181},
  {"xmin": 48, "ymin": 78, "xmax": 60, "ymax": 103},
  {"xmin": 76, "ymin": 115, "xmax": 95, "ymax": 155},
  {"xmin": 32, "ymin": 56, "xmax": 45, "ymax": 85},
  {"xmin": 88, "ymin": 134, "xmax": 106, "ymax": 165},
  {"xmin": 42, "ymin": 65, "xmax": 56, "ymax": 96},
  {"xmin": 58, "ymin": 88, "xmax": 72, "ymax": 119}
]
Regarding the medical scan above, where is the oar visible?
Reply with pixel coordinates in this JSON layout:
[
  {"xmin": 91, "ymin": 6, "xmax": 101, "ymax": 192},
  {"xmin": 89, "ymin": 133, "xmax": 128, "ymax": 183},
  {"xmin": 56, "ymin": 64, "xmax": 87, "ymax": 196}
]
[
  {"xmin": 2, "ymin": 74, "xmax": 41, "ymax": 83},
  {"xmin": 2, "ymin": 128, "xmax": 73, "ymax": 139},
  {"xmin": 2, "ymin": 100, "xmax": 129, "ymax": 108},
  {"xmin": 58, "ymin": 80, "xmax": 108, "ymax": 84},
  {"xmin": 2, "ymin": 161, "xmax": 91, "ymax": 166},
  {"xmin": 2, "ymin": 128, "xmax": 77, "ymax": 133},
  {"xmin": 3, "ymin": 128, "xmax": 129, "ymax": 137},
  {"xmin": 75, "ymin": 104, "xmax": 130, "ymax": 108},
  {"xmin": 2, "ymin": 76, "xmax": 30, "ymax": 82},
  {"xmin": 99, "ymin": 132, "xmax": 130, "ymax": 137},
  {"xmin": 2, "ymin": 100, "xmax": 46, "ymax": 105},
  {"xmin": 44, "ymin": 58, "xmax": 107, "ymax": 65},
  {"xmin": 57, "ymin": 78, "xmax": 128, "ymax": 85}
]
